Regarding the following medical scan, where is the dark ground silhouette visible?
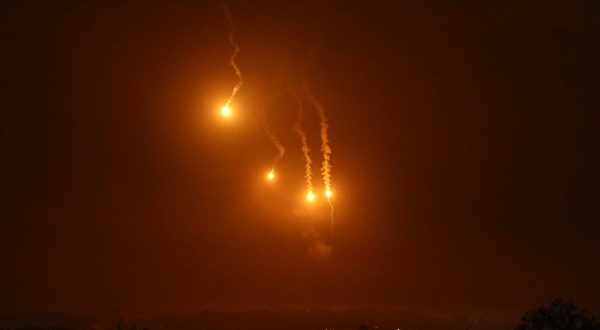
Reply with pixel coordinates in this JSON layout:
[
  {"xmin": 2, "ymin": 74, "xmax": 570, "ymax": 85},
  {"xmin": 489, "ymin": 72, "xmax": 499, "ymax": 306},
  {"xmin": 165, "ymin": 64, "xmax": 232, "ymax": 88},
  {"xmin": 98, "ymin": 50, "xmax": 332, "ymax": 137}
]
[
  {"xmin": 1, "ymin": 299, "xmax": 598, "ymax": 330},
  {"xmin": 516, "ymin": 299, "xmax": 600, "ymax": 330}
]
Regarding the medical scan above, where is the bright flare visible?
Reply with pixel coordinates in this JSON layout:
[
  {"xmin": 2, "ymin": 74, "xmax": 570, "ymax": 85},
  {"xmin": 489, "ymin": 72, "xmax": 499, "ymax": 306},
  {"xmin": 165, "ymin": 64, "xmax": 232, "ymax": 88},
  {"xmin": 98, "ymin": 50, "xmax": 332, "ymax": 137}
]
[
  {"xmin": 325, "ymin": 189, "xmax": 332, "ymax": 198},
  {"xmin": 292, "ymin": 93, "xmax": 314, "ymax": 199},
  {"xmin": 266, "ymin": 170, "xmax": 275, "ymax": 181},
  {"xmin": 220, "ymin": 104, "xmax": 232, "ymax": 117},
  {"xmin": 219, "ymin": 2, "xmax": 243, "ymax": 114},
  {"xmin": 306, "ymin": 191, "xmax": 316, "ymax": 202},
  {"xmin": 302, "ymin": 81, "xmax": 332, "ymax": 203}
]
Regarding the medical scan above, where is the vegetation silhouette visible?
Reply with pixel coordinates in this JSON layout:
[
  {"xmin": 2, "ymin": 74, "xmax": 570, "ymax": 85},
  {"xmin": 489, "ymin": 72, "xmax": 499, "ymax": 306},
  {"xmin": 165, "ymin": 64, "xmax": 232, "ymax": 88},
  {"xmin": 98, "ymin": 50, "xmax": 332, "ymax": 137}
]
[{"xmin": 516, "ymin": 298, "xmax": 600, "ymax": 330}]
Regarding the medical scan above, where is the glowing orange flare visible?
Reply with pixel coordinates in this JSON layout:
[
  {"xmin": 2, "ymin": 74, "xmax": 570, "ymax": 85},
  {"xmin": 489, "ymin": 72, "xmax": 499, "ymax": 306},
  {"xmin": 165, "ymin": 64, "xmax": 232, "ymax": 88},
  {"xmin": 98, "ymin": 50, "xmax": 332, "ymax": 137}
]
[
  {"xmin": 220, "ymin": 104, "xmax": 232, "ymax": 117},
  {"xmin": 306, "ymin": 191, "xmax": 316, "ymax": 202},
  {"xmin": 266, "ymin": 170, "xmax": 275, "ymax": 181},
  {"xmin": 325, "ymin": 189, "xmax": 332, "ymax": 198}
]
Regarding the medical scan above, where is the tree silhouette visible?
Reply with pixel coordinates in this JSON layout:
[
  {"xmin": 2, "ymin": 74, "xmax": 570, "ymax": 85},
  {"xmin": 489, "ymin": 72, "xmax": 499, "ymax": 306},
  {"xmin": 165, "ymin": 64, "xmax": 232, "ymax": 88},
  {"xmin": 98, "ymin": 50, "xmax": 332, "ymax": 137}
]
[{"xmin": 517, "ymin": 298, "xmax": 600, "ymax": 330}]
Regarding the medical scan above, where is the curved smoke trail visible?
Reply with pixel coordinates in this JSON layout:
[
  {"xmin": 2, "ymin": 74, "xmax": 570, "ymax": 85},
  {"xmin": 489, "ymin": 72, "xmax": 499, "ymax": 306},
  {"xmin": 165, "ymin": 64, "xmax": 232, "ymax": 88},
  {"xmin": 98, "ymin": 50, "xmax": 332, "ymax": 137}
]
[
  {"xmin": 259, "ymin": 106, "xmax": 285, "ymax": 172},
  {"xmin": 267, "ymin": 130, "xmax": 285, "ymax": 170},
  {"xmin": 219, "ymin": 1, "xmax": 243, "ymax": 107}
]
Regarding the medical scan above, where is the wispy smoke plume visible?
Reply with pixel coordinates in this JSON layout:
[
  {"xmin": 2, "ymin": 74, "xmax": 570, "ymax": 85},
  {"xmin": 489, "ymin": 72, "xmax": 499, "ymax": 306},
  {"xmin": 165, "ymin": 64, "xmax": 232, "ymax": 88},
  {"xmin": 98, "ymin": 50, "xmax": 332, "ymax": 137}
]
[
  {"xmin": 259, "ymin": 103, "xmax": 285, "ymax": 171},
  {"xmin": 267, "ymin": 130, "xmax": 285, "ymax": 169}
]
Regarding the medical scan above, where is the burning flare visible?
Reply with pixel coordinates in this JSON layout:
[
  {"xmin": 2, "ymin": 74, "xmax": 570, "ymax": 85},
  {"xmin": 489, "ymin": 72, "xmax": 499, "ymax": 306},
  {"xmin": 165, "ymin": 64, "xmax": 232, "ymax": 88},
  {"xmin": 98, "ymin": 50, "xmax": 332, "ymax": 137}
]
[
  {"xmin": 259, "ymin": 104, "xmax": 285, "ymax": 181},
  {"xmin": 306, "ymin": 190, "xmax": 316, "ymax": 202},
  {"xmin": 220, "ymin": 104, "xmax": 232, "ymax": 117},
  {"xmin": 302, "ymin": 81, "xmax": 334, "ymax": 228},
  {"xmin": 219, "ymin": 1, "xmax": 243, "ymax": 117},
  {"xmin": 293, "ymin": 92, "xmax": 314, "ymax": 196},
  {"xmin": 302, "ymin": 81, "xmax": 332, "ymax": 195},
  {"xmin": 266, "ymin": 169, "xmax": 276, "ymax": 181}
]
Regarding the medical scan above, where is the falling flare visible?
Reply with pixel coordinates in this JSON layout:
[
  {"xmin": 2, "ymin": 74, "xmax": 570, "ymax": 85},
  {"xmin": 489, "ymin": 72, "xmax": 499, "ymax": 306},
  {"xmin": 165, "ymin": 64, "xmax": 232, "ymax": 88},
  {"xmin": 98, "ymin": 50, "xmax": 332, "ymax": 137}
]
[
  {"xmin": 220, "ymin": 104, "xmax": 232, "ymax": 117},
  {"xmin": 219, "ymin": 1, "xmax": 243, "ymax": 116},
  {"xmin": 306, "ymin": 190, "xmax": 316, "ymax": 203},
  {"xmin": 302, "ymin": 81, "xmax": 334, "ymax": 228},
  {"xmin": 266, "ymin": 169, "xmax": 276, "ymax": 181},
  {"xmin": 302, "ymin": 81, "xmax": 332, "ymax": 195},
  {"xmin": 261, "ymin": 129, "xmax": 285, "ymax": 181},
  {"xmin": 292, "ymin": 92, "xmax": 314, "ymax": 196},
  {"xmin": 259, "ymin": 105, "xmax": 285, "ymax": 180}
]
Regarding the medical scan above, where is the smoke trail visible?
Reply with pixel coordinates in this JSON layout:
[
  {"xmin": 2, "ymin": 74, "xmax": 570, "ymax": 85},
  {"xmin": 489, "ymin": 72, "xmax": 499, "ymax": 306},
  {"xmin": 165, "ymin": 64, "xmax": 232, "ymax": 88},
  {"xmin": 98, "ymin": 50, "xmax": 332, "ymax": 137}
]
[
  {"xmin": 302, "ymin": 81, "xmax": 332, "ymax": 194},
  {"xmin": 292, "ymin": 93, "xmax": 314, "ymax": 193},
  {"xmin": 267, "ymin": 130, "xmax": 285, "ymax": 170},
  {"xmin": 219, "ymin": 1, "xmax": 243, "ymax": 107},
  {"xmin": 259, "ymin": 106, "xmax": 285, "ymax": 172},
  {"xmin": 327, "ymin": 197, "xmax": 335, "ymax": 231}
]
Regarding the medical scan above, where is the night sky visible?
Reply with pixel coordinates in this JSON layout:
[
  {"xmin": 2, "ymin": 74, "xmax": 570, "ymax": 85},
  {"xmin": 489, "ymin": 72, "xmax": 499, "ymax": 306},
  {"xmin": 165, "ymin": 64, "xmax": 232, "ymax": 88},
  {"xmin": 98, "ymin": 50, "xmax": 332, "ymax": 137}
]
[{"xmin": 1, "ymin": 0, "xmax": 599, "ymax": 321}]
